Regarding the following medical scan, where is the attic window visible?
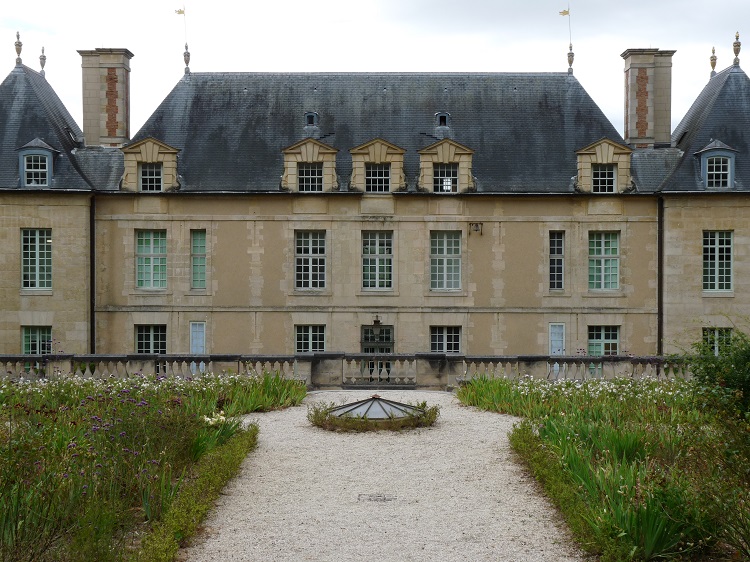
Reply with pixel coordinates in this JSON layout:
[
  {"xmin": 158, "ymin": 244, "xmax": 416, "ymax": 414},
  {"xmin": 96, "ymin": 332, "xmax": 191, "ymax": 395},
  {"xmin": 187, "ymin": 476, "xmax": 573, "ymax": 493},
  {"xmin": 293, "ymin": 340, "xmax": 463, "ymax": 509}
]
[
  {"xmin": 433, "ymin": 163, "xmax": 458, "ymax": 193},
  {"xmin": 706, "ymin": 157, "xmax": 729, "ymax": 188},
  {"xmin": 24, "ymin": 154, "xmax": 49, "ymax": 186},
  {"xmin": 305, "ymin": 112, "xmax": 319, "ymax": 127},
  {"xmin": 298, "ymin": 162, "xmax": 324, "ymax": 192},
  {"xmin": 697, "ymin": 145, "xmax": 736, "ymax": 190},
  {"xmin": 435, "ymin": 112, "xmax": 450, "ymax": 128},
  {"xmin": 139, "ymin": 163, "xmax": 163, "ymax": 191},
  {"xmin": 592, "ymin": 164, "xmax": 616, "ymax": 193}
]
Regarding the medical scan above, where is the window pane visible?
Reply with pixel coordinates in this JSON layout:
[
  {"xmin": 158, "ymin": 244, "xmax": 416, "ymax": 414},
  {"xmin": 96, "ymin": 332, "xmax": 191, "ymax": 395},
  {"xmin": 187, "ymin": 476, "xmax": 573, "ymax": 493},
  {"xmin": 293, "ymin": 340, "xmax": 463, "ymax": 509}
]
[
  {"xmin": 22, "ymin": 326, "xmax": 52, "ymax": 355},
  {"xmin": 703, "ymin": 231, "xmax": 732, "ymax": 290},
  {"xmin": 140, "ymin": 163, "xmax": 163, "ymax": 191},
  {"xmin": 430, "ymin": 232, "xmax": 461, "ymax": 290},
  {"xmin": 592, "ymin": 164, "xmax": 615, "ymax": 193},
  {"xmin": 298, "ymin": 163, "xmax": 323, "ymax": 192},
  {"xmin": 433, "ymin": 163, "xmax": 458, "ymax": 193},
  {"xmin": 549, "ymin": 231, "xmax": 564, "ymax": 290},
  {"xmin": 136, "ymin": 230, "xmax": 167, "ymax": 289},
  {"xmin": 362, "ymin": 231, "xmax": 393, "ymax": 289},
  {"xmin": 191, "ymin": 230, "xmax": 207, "ymax": 289},
  {"xmin": 430, "ymin": 326, "xmax": 460, "ymax": 353},
  {"xmin": 706, "ymin": 157, "xmax": 729, "ymax": 188},
  {"xmin": 365, "ymin": 163, "xmax": 390, "ymax": 192},
  {"xmin": 295, "ymin": 231, "xmax": 326, "ymax": 289},
  {"xmin": 588, "ymin": 232, "xmax": 619, "ymax": 290},
  {"xmin": 136, "ymin": 325, "xmax": 167, "ymax": 354},
  {"xmin": 24, "ymin": 155, "xmax": 48, "ymax": 186},
  {"xmin": 295, "ymin": 325, "xmax": 325, "ymax": 353}
]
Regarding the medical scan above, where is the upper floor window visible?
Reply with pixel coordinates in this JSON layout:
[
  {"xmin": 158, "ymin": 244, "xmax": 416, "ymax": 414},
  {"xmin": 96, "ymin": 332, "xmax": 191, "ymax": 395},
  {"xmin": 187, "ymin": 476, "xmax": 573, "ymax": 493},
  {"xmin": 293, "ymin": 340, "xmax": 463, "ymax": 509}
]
[
  {"xmin": 433, "ymin": 163, "xmax": 458, "ymax": 193},
  {"xmin": 703, "ymin": 231, "xmax": 732, "ymax": 291},
  {"xmin": 549, "ymin": 231, "xmax": 564, "ymax": 290},
  {"xmin": 136, "ymin": 230, "xmax": 167, "ymax": 289},
  {"xmin": 430, "ymin": 231, "xmax": 461, "ymax": 290},
  {"xmin": 592, "ymin": 164, "xmax": 616, "ymax": 193},
  {"xmin": 139, "ymin": 162, "xmax": 163, "ymax": 192},
  {"xmin": 295, "ymin": 231, "xmax": 326, "ymax": 290},
  {"xmin": 362, "ymin": 231, "xmax": 393, "ymax": 290},
  {"xmin": 298, "ymin": 162, "xmax": 324, "ymax": 192},
  {"xmin": 430, "ymin": 326, "xmax": 461, "ymax": 353},
  {"xmin": 365, "ymin": 163, "xmax": 391, "ymax": 192},
  {"xmin": 22, "ymin": 228, "xmax": 52, "ymax": 289},
  {"xmin": 191, "ymin": 229, "xmax": 207, "ymax": 289},
  {"xmin": 588, "ymin": 232, "xmax": 619, "ymax": 290},
  {"xmin": 24, "ymin": 155, "xmax": 49, "ymax": 186}
]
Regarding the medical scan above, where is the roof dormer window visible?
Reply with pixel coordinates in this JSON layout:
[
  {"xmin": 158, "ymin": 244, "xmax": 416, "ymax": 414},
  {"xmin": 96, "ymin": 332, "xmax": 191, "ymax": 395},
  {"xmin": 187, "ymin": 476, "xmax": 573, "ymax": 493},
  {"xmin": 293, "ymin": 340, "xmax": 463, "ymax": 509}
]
[
  {"xmin": 435, "ymin": 112, "xmax": 450, "ymax": 128},
  {"xmin": 592, "ymin": 164, "xmax": 616, "ymax": 193},
  {"xmin": 696, "ymin": 140, "xmax": 737, "ymax": 190},
  {"xmin": 17, "ymin": 139, "xmax": 58, "ymax": 188},
  {"xmin": 575, "ymin": 139, "xmax": 632, "ymax": 194},
  {"xmin": 417, "ymin": 139, "xmax": 474, "ymax": 194},
  {"xmin": 305, "ymin": 112, "xmax": 319, "ymax": 127},
  {"xmin": 139, "ymin": 162, "xmax": 163, "ymax": 191},
  {"xmin": 121, "ymin": 138, "xmax": 180, "ymax": 193},
  {"xmin": 282, "ymin": 138, "xmax": 338, "ymax": 192}
]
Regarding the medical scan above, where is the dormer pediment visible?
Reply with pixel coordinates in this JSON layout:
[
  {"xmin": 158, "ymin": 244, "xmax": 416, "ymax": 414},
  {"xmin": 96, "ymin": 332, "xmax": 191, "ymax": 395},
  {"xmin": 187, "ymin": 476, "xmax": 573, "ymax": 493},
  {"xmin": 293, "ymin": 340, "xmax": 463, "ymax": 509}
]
[
  {"xmin": 121, "ymin": 137, "xmax": 181, "ymax": 192},
  {"xmin": 281, "ymin": 138, "xmax": 338, "ymax": 192},
  {"xmin": 350, "ymin": 138, "xmax": 406, "ymax": 158},
  {"xmin": 17, "ymin": 137, "xmax": 60, "ymax": 154},
  {"xmin": 418, "ymin": 138, "xmax": 474, "ymax": 157},
  {"xmin": 282, "ymin": 138, "xmax": 338, "ymax": 159},
  {"xmin": 576, "ymin": 138, "xmax": 633, "ymax": 194}
]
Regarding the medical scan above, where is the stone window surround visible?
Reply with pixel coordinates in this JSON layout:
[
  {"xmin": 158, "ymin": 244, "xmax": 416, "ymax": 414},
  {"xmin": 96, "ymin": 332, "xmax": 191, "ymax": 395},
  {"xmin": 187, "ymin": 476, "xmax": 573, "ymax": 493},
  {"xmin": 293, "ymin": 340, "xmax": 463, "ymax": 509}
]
[
  {"xmin": 349, "ymin": 138, "xmax": 406, "ymax": 193},
  {"xmin": 121, "ymin": 137, "xmax": 180, "ymax": 192},
  {"xmin": 282, "ymin": 139, "xmax": 339, "ymax": 192},
  {"xmin": 576, "ymin": 139, "xmax": 632, "ymax": 194},
  {"xmin": 418, "ymin": 139, "xmax": 474, "ymax": 193}
]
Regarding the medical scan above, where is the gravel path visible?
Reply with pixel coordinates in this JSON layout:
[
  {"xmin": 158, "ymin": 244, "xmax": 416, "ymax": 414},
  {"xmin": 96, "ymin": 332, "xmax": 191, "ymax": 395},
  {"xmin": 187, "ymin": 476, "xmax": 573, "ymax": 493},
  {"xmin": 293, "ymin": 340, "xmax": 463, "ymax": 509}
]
[{"xmin": 180, "ymin": 390, "xmax": 587, "ymax": 562}]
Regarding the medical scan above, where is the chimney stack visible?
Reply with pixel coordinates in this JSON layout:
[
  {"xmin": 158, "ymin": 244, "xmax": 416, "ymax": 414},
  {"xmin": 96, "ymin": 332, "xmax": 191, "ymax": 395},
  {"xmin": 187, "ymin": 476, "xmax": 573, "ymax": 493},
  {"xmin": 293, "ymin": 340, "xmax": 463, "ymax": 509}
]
[
  {"xmin": 78, "ymin": 48, "xmax": 134, "ymax": 147},
  {"xmin": 621, "ymin": 48, "xmax": 675, "ymax": 148}
]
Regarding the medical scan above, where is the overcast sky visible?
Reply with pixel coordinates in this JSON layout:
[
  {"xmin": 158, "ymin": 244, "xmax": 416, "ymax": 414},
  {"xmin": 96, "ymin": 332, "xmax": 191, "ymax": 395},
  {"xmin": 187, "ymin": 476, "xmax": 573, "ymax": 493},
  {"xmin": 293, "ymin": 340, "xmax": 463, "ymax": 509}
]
[{"xmin": 3, "ymin": 0, "xmax": 749, "ymax": 137}]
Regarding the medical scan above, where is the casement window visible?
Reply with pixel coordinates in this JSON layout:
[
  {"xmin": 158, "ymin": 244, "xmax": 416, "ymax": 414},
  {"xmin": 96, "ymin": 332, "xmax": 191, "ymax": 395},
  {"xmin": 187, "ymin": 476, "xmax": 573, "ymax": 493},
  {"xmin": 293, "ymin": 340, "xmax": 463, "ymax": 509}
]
[
  {"xmin": 136, "ymin": 230, "xmax": 167, "ymax": 289},
  {"xmin": 549, "ymin": 323, "xmax": 566, "ymax": 356},
  {"xmin": 295, "ymin": 231, "xmax": 326, "ymax": 289},
  {"xmin": 22, "ymin": 326, "xmax": 52, "ymax": 355},
  {"xmin": 703, "ymin": 327, "xmax": 732, "ymax": 356},
  {"xmin": 362, "ymin": 231, "xmax": 393, "ymax": 290},
  {"xmin": 365, "ymin": 163, "xmax": 391, "ymax": 192},
  {"xmin": 139, "ymin": 162, "xmax": 163, "ymax": 191},
  {"xmin": 592, "ymin": 164, "xmax": 616, "ymax": 193},
  {"xmin": 588, "ymin": 232, "xmax": 619, "ymax": 290},
  {"xmin": 295, "ymin": 325, "xmax": 325, "ymax": 353},
  {"xmin": 191, "ymin": 229, "xmax": 207, "ymax": 289},
  {"xmin": 706, "ymin": 157, "xmax": 730, "ymax": 188},
  {"xmin": 135, "ymin": 325, "xmax": 167, "ymax": 354},
  {"xmin": 703, "ymin": 231, "xmax": 732, "ymax": 291},
  {"xmin": 21, "ymin": 228, "xmax": 52, "ymax": 289},
  {"xmin": 430, "ymin": 231, "xmax": 461, "ymax": 290},
  {"xmin": 190, "ymin": 321, "xmax": 206, "ymax": 374},
  {"xmin": 433, "ymin": 163, "xmax": 458, "ymax": 193},
  {"xmin": 24, "ymin": 154, "xmax": 49, "ymax": 186},
  {"xmin": 588, "ymin": 326, "xmax": 619, "ymax": 356},
  {"xmin": 549, "ymin": 231, "xmax": 564, "ymax": 290},
  {"xmin": 297, "ymin": 163, "xmax": 324, "ymax": 192},
  {"xmin": 430, "ymin": 326, "xmax": 461, "ymax": 353},
  {"xmin": 362, "ymin": 324, "xmax": 394, "ymax": 378}
]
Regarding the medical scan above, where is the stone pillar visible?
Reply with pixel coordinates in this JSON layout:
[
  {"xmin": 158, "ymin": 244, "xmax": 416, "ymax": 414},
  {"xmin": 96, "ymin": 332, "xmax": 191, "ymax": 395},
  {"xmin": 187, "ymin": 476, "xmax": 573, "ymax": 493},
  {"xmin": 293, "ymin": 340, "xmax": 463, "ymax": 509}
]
[
  {"xmin": 621, "ymin": 48, "xmax": 675, "ymax": 148},
  {"xmin": 78, "ymin": 48, "xmax": 134, "ymax": 147}
]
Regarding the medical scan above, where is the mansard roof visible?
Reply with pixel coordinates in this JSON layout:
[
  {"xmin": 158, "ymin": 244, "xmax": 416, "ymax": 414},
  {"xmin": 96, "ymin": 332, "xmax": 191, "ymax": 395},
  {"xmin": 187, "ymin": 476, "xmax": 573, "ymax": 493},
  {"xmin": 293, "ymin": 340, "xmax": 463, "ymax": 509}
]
[
  {"xmin": 0, "ymin": 63, "xmax": 122, "ymax": 191},
  {"xmin": 132, "ymin": 72, "xmax": 622, "ymax": 193},
  {"xmin": 662, "ymin": 65, "xmax": 750, "ymax": 192}
]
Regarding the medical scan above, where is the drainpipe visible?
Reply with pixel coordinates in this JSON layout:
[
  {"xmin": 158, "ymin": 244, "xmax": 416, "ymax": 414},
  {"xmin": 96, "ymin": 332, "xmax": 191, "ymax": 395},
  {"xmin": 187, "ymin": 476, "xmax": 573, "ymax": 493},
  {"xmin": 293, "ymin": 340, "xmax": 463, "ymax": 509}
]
[
  {"xmin": 89, "ymin": 195, "xmax": 96, "ymax": 353},
  {"xmin": 657, "ymin": 195, "xmax": 664, "ymax": 356}
]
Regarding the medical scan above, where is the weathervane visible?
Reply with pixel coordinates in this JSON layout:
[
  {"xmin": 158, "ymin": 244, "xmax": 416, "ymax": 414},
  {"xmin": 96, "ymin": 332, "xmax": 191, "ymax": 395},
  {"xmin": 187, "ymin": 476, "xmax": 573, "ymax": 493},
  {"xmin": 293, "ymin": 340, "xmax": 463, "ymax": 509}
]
[
  {"xmin": 560, "ymin": 6, "xmax": 574, "ymax": 74},
  {"xmin": 175, "ymin": 6, "xmax": 190, "ymax": 74}
]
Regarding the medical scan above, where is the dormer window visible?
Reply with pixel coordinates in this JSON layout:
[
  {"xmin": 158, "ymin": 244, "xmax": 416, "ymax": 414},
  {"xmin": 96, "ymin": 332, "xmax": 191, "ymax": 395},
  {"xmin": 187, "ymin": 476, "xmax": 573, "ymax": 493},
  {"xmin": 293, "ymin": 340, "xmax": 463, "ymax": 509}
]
[
  {"xmin": 17, "ymin": 139, "xmax": 58, "ymax": 188},
  {"xmin": 24, "ymin": 154, "xmax": 48, "ymax": 186},
  {"xmin": 706, "ymin": 156, "xmax": 729, "ymax": 188},
  {"xmin": 696, "ymin": 140, "xmax": 737, "ymax": 190},
  {"xmin": 365, "ymin": 163, "xmax": 390, "ymax": 192},
  {"xmin": 417, "ymin": 139, "xmax": 474, "ymax": 194},
  {"xmin": 433, "ymin": 163, "xmax": 458, "ymax": 193},
  {"xmin": 298, "ymin": 162, "xmax": 324, "ymax": 192},
  {"xmin": 435, "ymin": 112, "xmax": 450, "ymax": 128},
  {"xmin": 139, "ymin": 162, "xmax": 163, "ymax": 191},
  {"xmin": 592, "ymin": 164, "xmax": 616, "ymax": 193},
  {"xmin": 305, "ymin": 112, "xmax": 319, "ymax": 127}
]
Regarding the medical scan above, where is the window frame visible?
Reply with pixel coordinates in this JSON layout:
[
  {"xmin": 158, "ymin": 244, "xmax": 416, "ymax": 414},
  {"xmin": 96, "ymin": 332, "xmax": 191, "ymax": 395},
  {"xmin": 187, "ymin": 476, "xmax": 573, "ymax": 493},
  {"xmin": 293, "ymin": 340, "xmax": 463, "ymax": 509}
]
[
  {"xmin": 135, "ymin": 324, "xmax": 167, "ymax": 354},
  {"xmin": 22, "ymin": 326, "xmax": 52, "ymax": 355},
  {"xmin": 295, "ymin": 231, "xmax": 326, "ymax": 290},
  {"xmin": 297, "ymin": 162, "xmax": 324, "ymax": 192},
  {"xmin": 549, "ymin": 231, "xmax": 564, "ymax": 291},
  {"xmin": 136, "ymin": 230, "xmax": 167, "ymax": 289},
  {"xmin": 703, "ymin": 230, "xmax": 733, "ymax": 291},
  {"xmin": 190, "ymin": 229, "xmax": 207, "ymax": 290},
  {"xmin": 702, "ymin": 327, "xmax": 732, "ymax": 356},
  {"xmin": 295, "ymin": 325, "xmax": 325, "ymax": 353},
  {"xmin": 138, "ymin": 162, "xmax": 163, "ymax": 192},
  {"xmin": 430, "ymin": 231, "xmax": 461, "ymax": 291},
  {"xmin": 365, "ymin": 163, "xmax": 391, "ymax": 193},
  {"xmin": 588, "ymin": 325, "xmax": 619, "ymax": 357},
  {"xmin": 430, "ymin": 326, "xmax": 461, "ymax": 353},
  {"xmin": 432, "ymin": 163, "xmax": 459, "ymax": 193},
  {"xmin": 588, "ymin": 231, "xmax": 620, "ymax": 291},
  {"xmin": 23, "ymin": 153, "xmax": 50, "ymax": 187},
  {"xmin": 362, "ymin": 231, "xmax": 393, "ymax": 290},
  {"xmin": 700, "ymin": 150, "xmax": 735, "ymax": 189},
  {"xmin": 21, "ymin": 228, "xmax": 52, "ymax": 290}
]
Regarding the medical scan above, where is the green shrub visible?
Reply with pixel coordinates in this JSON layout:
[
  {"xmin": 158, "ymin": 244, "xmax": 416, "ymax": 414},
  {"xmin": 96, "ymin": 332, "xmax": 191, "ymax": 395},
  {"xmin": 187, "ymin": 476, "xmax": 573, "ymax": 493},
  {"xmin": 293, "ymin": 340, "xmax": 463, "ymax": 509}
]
[{"xmin": 688, "ymin": 330, "xmax": 750, "ymax": 413}]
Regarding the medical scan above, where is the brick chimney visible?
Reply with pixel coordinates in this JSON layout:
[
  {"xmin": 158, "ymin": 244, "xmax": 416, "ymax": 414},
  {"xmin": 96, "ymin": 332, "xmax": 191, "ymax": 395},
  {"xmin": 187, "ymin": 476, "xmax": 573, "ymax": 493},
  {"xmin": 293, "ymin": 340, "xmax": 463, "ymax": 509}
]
[
  {"xmin": 78, "ymin": 48, "xmax": 134, "ymax": 147},
  {"xmin": 621, "ymin": 48, "xmax": 675, "ymax": 148}
]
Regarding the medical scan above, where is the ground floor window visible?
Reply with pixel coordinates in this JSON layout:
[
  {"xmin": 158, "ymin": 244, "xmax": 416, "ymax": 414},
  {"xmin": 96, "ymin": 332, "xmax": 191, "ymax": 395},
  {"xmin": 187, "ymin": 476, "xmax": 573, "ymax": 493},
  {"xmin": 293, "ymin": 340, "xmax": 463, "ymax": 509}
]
[
  {"xmin": 295, "ymin": 325, "xmax": 325, "ymax": 353},
  {"xmin": 702, "ymin": 327, "xmax": 732, "ymax": 356},
  {"xmin": 588, "ymin": 326, "xmax": 619, "ymax": 356},
  {"xmin": 135, "ymin": 325, "xmax": 167, "ymax": 354},
  {"xmin": 430, "ymin": 326, "xmax": 460, "ymax": 353},
  {"xmin": 362, "ymin": 324, "xmax": 393, "ymax": 380},
  {"xmin": 23, "ymin": 326, "xmax": 52, "ymax": 355}
]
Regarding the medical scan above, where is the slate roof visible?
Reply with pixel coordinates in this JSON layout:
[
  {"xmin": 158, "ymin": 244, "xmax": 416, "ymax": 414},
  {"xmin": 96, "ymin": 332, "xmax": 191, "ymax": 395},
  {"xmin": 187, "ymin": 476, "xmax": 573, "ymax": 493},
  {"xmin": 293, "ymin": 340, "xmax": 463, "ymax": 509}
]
[
  {"xmin": 661, "ymin": 65, "xmax": 750, "ymax": 192},
  {"xmin": 132, "ymin": 72, "xmax": 623, "ymax": 193},
  {"xmin": 0, "ymin": 63, "xmax": 122, "ymax": 191}
]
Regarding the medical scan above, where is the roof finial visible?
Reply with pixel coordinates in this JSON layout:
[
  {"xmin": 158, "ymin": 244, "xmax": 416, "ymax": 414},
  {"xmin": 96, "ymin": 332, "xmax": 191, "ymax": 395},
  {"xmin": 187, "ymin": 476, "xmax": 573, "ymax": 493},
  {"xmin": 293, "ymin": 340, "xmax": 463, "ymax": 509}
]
[
  {"xmin": 733, "ymin": 32, "xmax": 741, "ymax": 66},
  {"xmin": 710, "ymin": 46, "xmax": 717, "ymax": 77},
  {"xmin": 14, "ymin": 31, "xmax": 22, "ymax": 65},
  {"xmin": 39, "ymin": 47, "xmax": 46, "ymax": 78},
  {"xmin": 183, "ymin": 43, "xmax": 190, "ymax": 75},
  {"xmin": 567, "ymin": 43, "xmax": 574, "ymax": 74}
]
